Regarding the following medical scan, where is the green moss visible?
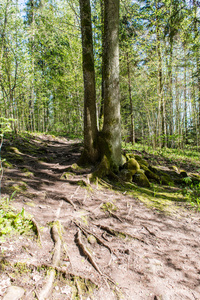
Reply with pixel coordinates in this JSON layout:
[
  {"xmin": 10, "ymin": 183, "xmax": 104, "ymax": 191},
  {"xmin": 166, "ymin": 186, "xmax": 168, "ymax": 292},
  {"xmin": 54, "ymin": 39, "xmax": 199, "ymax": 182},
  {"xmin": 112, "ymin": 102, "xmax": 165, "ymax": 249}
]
[
  {"xmin": 3, "ymin": 161, "xmax": 13, "ymax": 168},
  {"xmin": 71, "ymin": 163, "xmax": 82, "ymax": 171},
  {"xmin": 9, "ymin": 181, "xmax": 28, "ymax": 193},
  {"xmin": 87, "ymin": 235, "xmax": 97, "ymax": 245},
  {"xmin": 24, "ymin": 171, "xmax": 34, "ymax": 178},
  {"xmin": 172, "ymin": 165, "xmax": 179, "ymax": 172},
  {"xmin": 125, "ymin": 158, "xmax": 140, "ymax": 175},
  {"xmin": 60, "ymin": 172, "xmax": 74, "ymax": 180},
  {"xmin": 125, "ymin": 153, "xmax": 135, "ymax": 161},
  {"xmin": 160, "ymin": 175, "xmax": 174, "ymax": 186},
  {"xmin": 7, "ymin": 146, "xmax": 22, "ymax": 155},
  {"xmin": 101, "ymin": 201, "xmax": 117, "ymax": 212},
  {"xmin": 121, "ymin": 154, "xmax": 127, "ymax": 165},
  {"xmin": 91, "ymin": 155, "xmax": 110, "ymax": 181},
  {"xmin": 141, "ymin": 165, "xmax": 160, "ymax": 182},
  {"xmin": 133, "ymin": 170, "xmax": 150, "ymax": 188},
  {"xmin": 14, "ymin": 262, "xmax": 31, "ymax": 274},
  {"xmin": 134, "ymin": 155, "xmax": 149, "ymax": 167}
]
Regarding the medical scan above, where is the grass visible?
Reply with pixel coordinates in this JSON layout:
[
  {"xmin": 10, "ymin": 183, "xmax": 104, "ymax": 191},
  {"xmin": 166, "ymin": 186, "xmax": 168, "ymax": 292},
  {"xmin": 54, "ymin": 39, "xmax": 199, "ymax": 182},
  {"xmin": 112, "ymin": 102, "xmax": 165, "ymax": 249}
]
[{"xmin": 123, "ymin": 142, "xmax": 200, "ymax": 164}]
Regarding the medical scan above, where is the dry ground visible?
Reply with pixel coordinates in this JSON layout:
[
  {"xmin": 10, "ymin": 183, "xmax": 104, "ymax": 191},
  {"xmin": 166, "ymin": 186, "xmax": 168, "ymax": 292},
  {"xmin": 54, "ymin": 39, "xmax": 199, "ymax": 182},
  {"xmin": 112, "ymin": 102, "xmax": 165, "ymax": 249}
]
[{"xmin": 0, "ymin": 134, "xmax": 200, "ymax": 300}]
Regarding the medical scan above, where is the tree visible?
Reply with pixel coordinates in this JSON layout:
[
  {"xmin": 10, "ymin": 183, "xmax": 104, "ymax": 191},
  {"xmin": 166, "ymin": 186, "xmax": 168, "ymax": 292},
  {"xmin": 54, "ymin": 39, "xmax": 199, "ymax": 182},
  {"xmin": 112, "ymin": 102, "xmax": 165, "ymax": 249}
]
[
  {"xmin": 101, "ymin": 0, "xmax": 122, "ymax": 169},
  {"xmin": 79, "ymin": 0, "xmax": 121, "ymax": 170},
  {"xmin": 79, "ymin": 0, "xmax": 98, "ymax": 163}
]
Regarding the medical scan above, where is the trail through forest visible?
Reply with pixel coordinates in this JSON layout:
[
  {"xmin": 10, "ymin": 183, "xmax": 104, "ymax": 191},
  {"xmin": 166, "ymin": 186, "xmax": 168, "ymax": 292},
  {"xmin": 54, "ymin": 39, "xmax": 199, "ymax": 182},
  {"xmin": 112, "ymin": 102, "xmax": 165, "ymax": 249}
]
[{"xmin": 0, "ymin": 134, "xmax": 200, "ymax": 300}]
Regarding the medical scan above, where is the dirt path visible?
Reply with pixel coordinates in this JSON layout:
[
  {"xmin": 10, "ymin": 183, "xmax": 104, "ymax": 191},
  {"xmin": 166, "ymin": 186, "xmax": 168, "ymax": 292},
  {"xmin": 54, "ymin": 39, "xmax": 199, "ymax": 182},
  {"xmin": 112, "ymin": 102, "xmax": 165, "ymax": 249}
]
[{"xmin": 0, "ymin": 134, "xmax": 200, "ymax": 299}]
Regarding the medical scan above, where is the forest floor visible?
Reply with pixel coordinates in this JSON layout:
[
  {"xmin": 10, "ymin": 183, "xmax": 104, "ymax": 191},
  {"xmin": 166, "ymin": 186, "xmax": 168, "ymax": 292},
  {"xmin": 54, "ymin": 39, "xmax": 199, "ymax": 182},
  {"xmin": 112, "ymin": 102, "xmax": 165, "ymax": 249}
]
[{"xmin": 0, "ymin": 133, "xmax": 200, "ymax": 300}]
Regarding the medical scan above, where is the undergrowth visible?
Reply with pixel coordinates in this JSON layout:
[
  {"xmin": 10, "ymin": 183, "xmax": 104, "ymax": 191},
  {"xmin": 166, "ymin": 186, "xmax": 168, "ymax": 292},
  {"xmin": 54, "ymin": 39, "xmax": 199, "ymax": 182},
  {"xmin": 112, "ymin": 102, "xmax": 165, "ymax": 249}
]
[
  {"xmin": 123, "ymin": 142, "xmax": 200, "ymax": 164},
  {"xmin": 0, "ymin": 192, "xmax": 36, "ymax": 242},
  {"xmin": 181, "ymin": 178, "xmax": 200, "ymax": 211}
]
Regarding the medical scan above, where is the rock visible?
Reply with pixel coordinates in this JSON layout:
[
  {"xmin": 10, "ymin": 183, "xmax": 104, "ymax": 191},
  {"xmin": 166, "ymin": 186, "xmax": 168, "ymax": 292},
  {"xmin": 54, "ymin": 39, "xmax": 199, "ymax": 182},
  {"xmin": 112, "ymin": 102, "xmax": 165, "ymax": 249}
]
[
  {"xmin": 120, "ymin": 169, "xmax": 132, "ymax": 182},
  {"xmin": 87, "ymin": 235, "xmax": 97, "ymax": 245},
  {"xmin": 133, "ymin": 170, "xmax": 150, "ymax": 187},
  {"xmin": 125, "ymin": 158, "xmax": 140, "ymax": 176},
  {"xmin": 140, "ymin": 165, "xmax": 160, "ymax": 182},
  {"xmin": 3, "ymin": 286, "xmax": 25, "ymax": 300},
  {"xmin": 179, "ymin": 170, "xmax": 187, "ymax": 178},
  {"xmin": 160, "ymin": 175, "xmax": 174, "ymax": 186},
  {"xmin": 134, "ymin": 155, "xmax": 149, "ymax": 167}
]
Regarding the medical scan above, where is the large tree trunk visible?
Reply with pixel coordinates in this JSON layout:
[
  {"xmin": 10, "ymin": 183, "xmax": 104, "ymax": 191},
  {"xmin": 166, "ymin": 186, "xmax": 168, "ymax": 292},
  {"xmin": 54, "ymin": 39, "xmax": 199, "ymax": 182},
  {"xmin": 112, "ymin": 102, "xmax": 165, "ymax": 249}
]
[
  {"xmin": 102, "ymin": 0, "xmax": 122, "ymax": 170},
  {"xmin": 79, "ymin": 0, "xmax": 98, "ymax": 163}
]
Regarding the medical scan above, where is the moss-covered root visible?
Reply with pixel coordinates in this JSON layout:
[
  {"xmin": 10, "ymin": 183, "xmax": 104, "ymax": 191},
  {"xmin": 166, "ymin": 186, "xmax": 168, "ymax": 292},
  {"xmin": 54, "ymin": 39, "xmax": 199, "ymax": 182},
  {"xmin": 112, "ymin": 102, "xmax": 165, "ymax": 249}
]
[
  {"xmin": 90, "ymin": 155, "xmax": 110, "ymax": 182},
  {"xmin": 37, "ymin": 221, "xmax": 62, "ymax": 300}
]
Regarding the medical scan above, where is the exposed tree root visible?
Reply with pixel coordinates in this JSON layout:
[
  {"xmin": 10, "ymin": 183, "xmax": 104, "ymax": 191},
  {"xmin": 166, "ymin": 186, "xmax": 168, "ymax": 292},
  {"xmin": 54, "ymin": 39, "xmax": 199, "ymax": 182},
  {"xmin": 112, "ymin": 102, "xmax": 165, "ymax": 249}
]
[
  {"xmin": 142, "ymin": 224, "xmax": 156, "ymax": 236},
  {"xmin": 31, "ymin": 217, "xmax": 42, "ymax": 243},
  {"xmin": 75, "ymin": 277, "xmax": 83, "ymax": 299},
  {"xmin": 76, "ymin": 228, "xmax": 103, "ymax": 276},
  {"xmin": 94, "ymin": 223, "xmax": 146, "ymax": 243},
  {"xmin": 109, "ymin": 211, "xmax": 123, "ymax": 222},
  {"xmin": 61, "ymin": 196, "xmax": 77, "ymax": 210},
  {"xmin": 37, "ymin": 221, "xmax": 62, "ymax": 300},
  {"xmin": 67, "ymin": 179, "xmax": 89, "ymax": 187},
  {"xmin": 38, "ymin": 264, "xmax": 100, "ymax": 288},
  {"xmin": 76, "ymin": 228, "xmax": 122, "ymax": 291},
  {"xmin": 74, "ymin": 221, "xmax": 113, "ymax": 253},
  {"xmin": 98, "ymin": 178, "xmax": 113, "ymax": 188},
  {"xmin": 109, "ymin": 171, "xmax": 125, "ymax": 187}
]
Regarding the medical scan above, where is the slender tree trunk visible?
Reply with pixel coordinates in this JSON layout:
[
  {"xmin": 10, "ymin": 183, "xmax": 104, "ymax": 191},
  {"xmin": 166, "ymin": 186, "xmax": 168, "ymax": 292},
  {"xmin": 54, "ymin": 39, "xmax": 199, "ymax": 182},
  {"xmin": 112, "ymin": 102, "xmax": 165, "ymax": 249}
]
[
  {"xmin": 168, "ymin": 39, "xmax": 173, "ymax": 147},
  {"xmin": 102, "ymin": 0, "xmax": 121, "ymax": 169},
  {"xmin": 79, "ymin": 0, "xmax": 98, "ymax": 163},
  {"xmin": 156, "ymin": 1, "xmax": 166, "ymax": 148},
  {"xmin": 126, "ymin": 52, "xmax": 135, "ymax": 145},
  {"xmin": 157, "ymin": 29, "xmax": 166, "ymax": 148},
  {"xmin": 184, "ymin": 49, "xmax": 187, "ymax": 146},
  {"xmin": 99, "ymin": 0, "xmax": 104, "ymax": 128},
  {"xmin": 193, "ymin": 0, "xmax": 200, "ymax": 147}
]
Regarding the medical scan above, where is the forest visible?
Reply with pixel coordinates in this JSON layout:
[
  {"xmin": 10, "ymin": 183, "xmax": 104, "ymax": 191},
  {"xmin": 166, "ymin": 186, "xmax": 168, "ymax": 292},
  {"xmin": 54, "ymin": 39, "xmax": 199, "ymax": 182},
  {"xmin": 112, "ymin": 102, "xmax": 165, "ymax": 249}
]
[
  {"xmin": 0, "ymin": 0, "xmax": 200, "ymax": 299},
  {"xmin": 0, "ymin": 0, "xmax": 199, "ymax": 148}
]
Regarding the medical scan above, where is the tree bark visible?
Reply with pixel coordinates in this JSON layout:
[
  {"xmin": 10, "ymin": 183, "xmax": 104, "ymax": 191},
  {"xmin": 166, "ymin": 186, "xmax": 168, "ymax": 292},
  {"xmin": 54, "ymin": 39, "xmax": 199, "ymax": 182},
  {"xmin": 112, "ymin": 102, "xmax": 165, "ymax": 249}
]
[
  {"xmin": 102, "ymin": 0, "xmax": 122, "ymax": 169},
  {"xmin": 79, "ymin": 0, "xmax": 98, "ymax": 163},
  {"xmin": 126, "ymin": 52, "xmax": 135, "ymax": 145}
]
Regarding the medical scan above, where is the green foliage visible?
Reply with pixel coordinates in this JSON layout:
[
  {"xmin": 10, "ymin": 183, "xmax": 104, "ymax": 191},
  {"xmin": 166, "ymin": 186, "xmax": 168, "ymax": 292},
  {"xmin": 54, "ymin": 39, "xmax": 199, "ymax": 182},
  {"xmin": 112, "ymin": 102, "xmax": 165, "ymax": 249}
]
[
  {"xmin": 181, "ymin": 180, "xmax": 200, "ymax": 211},
  {"xmin": 0, "ymin": 193, "xmax": 35, "ymax": 242}
]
